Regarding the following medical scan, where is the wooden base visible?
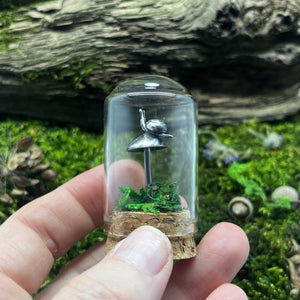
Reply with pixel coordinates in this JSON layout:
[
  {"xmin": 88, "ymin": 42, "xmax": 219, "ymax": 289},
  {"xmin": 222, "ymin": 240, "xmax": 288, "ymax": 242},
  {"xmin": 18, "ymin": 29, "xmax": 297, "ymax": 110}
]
[{"xmin": 105, "ymin": 210, "xmax": 197, "ymax": 260}]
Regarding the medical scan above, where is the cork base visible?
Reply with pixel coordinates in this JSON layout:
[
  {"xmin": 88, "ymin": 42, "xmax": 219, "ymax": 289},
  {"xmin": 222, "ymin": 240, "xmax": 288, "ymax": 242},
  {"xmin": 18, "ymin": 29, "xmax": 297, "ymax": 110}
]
[{"xmin": 105, "ymin": 210, "xmax": 197, "ymax": 259}]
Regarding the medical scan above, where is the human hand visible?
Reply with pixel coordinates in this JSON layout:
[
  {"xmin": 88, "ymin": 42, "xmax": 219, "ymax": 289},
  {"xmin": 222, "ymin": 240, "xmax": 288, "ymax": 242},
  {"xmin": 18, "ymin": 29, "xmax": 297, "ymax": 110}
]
[{"xmin": 0, "ymin": 165, "xmax": 249, "ymax": 300}]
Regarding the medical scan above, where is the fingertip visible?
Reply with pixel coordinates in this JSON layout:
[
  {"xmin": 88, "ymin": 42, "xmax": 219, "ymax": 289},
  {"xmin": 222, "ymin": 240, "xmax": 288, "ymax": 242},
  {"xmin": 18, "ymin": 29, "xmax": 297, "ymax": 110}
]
[
  {"xmin": 164, "ymin": 222, "xmax": 250, "ymax": 299},
  {"xmin": 106, "ymin": 159, "xmax": 145, "ymax": 211},
  {"xmin": 54, "ymin": 226, "xmax": 174, "ymax": 300},
  {"xmin": 111, "ymin": 225, "xmax": 173, "ymax": 276},
  {"xmin": 205, "ymin": 283, "xmax": 248, "ymax": 300},
  {"xmin": 204, "ymin": 222, "xmax": 249, "ymax": 264}
]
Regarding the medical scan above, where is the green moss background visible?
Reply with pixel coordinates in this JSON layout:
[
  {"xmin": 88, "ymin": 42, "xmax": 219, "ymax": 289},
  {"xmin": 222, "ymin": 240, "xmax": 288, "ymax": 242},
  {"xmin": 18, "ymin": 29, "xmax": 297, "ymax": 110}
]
[
  {"xmin": 0, "ymin": 115, "xmax": 299, "ymax": 298},
  {"xmin": 198, "ymin": 115, "xmax": 300, "ymax": 300},
  {"xmin": 0, "ymin": 119, "xmax": 106, "ymax": 289},
  {"xmin": 0, "ymin": 0, "xmax": 47, "ymax": 10}
]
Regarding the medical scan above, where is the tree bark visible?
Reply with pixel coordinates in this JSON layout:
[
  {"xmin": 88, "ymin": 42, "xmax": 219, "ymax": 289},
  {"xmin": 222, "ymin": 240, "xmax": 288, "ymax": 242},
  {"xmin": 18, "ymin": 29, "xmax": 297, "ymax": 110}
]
[{"xmin": 0, "ymin": 0, "xmax": 300, "ymax": 129}]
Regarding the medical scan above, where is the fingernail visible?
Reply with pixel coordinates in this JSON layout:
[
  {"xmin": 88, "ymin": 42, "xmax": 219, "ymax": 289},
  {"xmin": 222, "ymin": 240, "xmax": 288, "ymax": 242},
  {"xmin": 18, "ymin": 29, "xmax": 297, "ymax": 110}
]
[{"xmin": 114, "ymin": 226, "xmax": 172, "ymax": 276}]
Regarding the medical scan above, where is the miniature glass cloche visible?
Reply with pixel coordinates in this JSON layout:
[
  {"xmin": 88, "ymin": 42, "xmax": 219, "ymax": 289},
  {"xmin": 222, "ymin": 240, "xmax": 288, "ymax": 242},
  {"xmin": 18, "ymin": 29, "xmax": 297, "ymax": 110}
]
[{"xmin": 104, "ymin": 75, "xmax": 198, "ymax": 259}]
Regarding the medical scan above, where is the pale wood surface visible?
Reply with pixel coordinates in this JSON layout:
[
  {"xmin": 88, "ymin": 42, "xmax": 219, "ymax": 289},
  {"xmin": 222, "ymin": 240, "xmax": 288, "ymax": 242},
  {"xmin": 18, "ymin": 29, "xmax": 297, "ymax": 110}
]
[{"xmin": 1, "ymin": 0, "xmax": 300, "ymax": 128}]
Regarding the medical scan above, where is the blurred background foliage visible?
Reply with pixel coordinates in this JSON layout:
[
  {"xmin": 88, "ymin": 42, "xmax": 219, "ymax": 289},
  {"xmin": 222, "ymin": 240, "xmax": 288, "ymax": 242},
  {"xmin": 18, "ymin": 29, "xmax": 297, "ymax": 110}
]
[
  {"xmin": 197, "ymin": 114, "xmax": 300, "ymax": 300},
  {"xmin": 0, "ymin": 118, "xmax": 106, "ymax": 290},
  {"xmin": 0, "ymin": 114, "xmax": 299, "ymax": 298},
  {"xmin": 0, "ymin": 0, "xmax": 46, "ymax": 10}
]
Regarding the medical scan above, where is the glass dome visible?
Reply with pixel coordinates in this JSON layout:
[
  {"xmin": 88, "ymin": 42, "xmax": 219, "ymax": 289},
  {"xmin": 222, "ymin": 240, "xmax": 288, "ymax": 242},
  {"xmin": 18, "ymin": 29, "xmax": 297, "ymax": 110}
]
[{"xmin": 104, "ymin": 75, "xmax": 198, "ymax": 259}]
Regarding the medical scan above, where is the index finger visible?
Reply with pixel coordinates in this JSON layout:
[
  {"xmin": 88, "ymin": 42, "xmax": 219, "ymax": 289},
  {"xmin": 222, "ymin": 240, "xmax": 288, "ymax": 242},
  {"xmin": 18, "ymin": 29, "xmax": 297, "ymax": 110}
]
[{"xmin": 0, "ymin": 164, "xmax": 106, "ymax": 295}]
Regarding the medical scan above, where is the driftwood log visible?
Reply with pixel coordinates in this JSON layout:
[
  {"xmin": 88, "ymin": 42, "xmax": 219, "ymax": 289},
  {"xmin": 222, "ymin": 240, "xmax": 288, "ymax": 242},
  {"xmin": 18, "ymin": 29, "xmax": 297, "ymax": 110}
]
[{"xmin": 0, "ymin": 0, "xmax": 300, "ymax": 129}]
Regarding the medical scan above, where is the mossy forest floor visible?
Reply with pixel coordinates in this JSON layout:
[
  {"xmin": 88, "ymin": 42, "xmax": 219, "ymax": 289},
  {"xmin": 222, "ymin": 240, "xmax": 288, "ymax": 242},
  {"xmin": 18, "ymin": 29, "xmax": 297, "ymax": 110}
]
[{"xmin": 0, "ymin": 114, "xmax": 299, "ymax": 299}]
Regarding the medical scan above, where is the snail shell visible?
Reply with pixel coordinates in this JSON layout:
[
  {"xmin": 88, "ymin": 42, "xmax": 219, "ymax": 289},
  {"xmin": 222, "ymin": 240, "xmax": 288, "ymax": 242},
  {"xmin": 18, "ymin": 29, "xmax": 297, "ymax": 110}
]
[
  {"xmin": 228, "ymin": 197, "xmax": 254, "ymax": 220},
  {"xmin": 271, "ymin": 186, "xmax": 299, "ymax": 202},
  {"xmin": 146, "ymin": 119, "xmax": 167, "ymax": 134}
]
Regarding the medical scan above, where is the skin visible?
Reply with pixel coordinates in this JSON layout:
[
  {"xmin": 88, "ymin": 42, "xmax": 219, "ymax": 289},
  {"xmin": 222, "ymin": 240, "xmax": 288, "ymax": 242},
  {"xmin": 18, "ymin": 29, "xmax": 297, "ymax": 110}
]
[
  {"xmin": 0, "ymin": 164, "xmax": 249, "ymax": 300},
  {"xmin": 106, "ymin": 159, "xmax": 145, "ymax": 213}
]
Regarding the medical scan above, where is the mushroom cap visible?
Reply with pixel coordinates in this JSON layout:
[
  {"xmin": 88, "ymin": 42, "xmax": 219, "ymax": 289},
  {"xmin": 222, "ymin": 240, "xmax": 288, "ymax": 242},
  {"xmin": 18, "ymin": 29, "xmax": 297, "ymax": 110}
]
[
  {"xmin": 146, "ymin": 119, "xmax": 167, "ymax": 134},
  {"xmin": 127, "ymin": 133, "xmax": 167, "ymax": 152}
]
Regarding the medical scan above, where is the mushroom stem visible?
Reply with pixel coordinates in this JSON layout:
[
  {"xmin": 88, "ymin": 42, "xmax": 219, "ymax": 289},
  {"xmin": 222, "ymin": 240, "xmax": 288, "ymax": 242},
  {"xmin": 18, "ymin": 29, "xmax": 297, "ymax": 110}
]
[{"xmin": 144, "ymin": 147, "xmax": 152, "ymax": 185}]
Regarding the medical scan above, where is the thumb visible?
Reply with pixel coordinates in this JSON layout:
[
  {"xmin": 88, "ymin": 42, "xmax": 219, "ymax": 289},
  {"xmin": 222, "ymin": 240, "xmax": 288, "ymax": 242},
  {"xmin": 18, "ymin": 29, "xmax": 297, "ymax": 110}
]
[{"xmin": 52, "ymin": 226, "xmax": 174, "ymax": 300}]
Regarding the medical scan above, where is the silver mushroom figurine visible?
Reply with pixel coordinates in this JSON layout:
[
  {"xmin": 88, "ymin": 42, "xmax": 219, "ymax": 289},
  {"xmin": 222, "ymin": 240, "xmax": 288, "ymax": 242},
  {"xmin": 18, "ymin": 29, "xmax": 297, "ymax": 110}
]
[{"xmin": 127, "ymin": 109, "xmax": 173, "ymax": 185}]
